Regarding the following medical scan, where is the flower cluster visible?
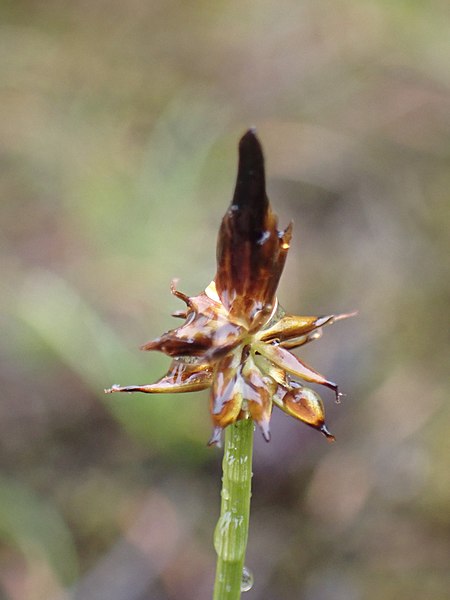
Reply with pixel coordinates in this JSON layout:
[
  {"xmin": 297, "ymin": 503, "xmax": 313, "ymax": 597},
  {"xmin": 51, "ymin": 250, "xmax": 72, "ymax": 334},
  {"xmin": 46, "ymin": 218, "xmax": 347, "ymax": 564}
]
[{"xmin": 106, "ymin": 130, "xmax": 353, "ymax": 445}]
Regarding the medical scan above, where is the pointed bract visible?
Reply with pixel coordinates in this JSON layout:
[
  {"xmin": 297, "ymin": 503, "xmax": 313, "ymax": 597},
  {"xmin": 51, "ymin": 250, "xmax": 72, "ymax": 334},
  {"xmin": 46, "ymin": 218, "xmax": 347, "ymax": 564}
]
[
  {"xmin": 254, "ymin": 341, "xmax": 340, "ymax": 401},
  {"xmin": 210, "ymin": 350, "xmax": 243, "ymax": 429},
  {"xmin": 275, "ymin": 386, "xmax": 335, "ymax": 440},
  {"xmin": 242, "ymin": 357, "xmax": 276, "ymax": 442},
  {"xmin": 105, "ymin": 358, "xmax": 213, "ymax": 394}
]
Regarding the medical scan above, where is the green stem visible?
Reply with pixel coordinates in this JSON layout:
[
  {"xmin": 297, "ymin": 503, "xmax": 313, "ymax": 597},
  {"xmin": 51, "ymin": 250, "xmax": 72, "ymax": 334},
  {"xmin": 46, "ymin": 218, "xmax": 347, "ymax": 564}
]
[{"xmin": 213, "ymin": 418, "xmax": 254, "ymax": 600}]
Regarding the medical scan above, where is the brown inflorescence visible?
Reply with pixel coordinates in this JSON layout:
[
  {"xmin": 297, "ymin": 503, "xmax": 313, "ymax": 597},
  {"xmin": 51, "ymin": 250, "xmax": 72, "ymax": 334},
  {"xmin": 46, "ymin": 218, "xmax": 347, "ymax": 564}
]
[{"xmin": 105, "ymin": 130, "xmax": 355, "ymax": 445}]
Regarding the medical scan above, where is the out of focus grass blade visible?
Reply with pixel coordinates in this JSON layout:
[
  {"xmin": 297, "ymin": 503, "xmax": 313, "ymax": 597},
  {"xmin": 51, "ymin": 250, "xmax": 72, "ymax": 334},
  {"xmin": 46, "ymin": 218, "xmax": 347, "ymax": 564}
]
[
  {"xmin": 17, "ymin": 270, "xmax": 208, "ymax": 453},
  {"xmin": 19, "ymin": 270, "xmax": 145, "ymax": 386},
  {"xmin": 0, "ymin": 476, "xmax": 78, "ymax": 586}
]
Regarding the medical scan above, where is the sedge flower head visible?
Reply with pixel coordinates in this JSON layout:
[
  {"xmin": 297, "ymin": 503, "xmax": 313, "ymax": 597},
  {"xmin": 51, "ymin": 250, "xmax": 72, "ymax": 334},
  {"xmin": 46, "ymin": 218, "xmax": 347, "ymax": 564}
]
[{"xmin": 106, "ymin": 130, "xmax": 354, "ymax": 445}]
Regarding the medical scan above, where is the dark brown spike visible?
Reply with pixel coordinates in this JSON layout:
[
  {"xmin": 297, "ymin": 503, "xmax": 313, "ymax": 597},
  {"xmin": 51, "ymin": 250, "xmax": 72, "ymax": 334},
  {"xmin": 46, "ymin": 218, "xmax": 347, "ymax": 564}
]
[
  {"xmin": 215, "ymin": 130, "xmax": 289, "ymax": 323},
  {"xmin": 231, "ymin": 129, "xmax": 268, "ymax": 228}
]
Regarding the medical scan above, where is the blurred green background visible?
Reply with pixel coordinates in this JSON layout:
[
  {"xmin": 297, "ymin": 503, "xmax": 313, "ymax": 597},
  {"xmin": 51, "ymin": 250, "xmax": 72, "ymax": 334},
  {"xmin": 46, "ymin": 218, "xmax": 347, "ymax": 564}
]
[{"xmin": 1, "ymin": 1, "xmax": 449, "ymax": 599}]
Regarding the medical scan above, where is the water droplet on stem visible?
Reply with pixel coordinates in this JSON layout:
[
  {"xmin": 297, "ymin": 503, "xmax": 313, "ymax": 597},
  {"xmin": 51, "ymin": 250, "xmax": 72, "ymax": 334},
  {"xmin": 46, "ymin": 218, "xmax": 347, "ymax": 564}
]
[{"xmin": 241, "ymin": 565, "xmax": 254, "ymax": 592}]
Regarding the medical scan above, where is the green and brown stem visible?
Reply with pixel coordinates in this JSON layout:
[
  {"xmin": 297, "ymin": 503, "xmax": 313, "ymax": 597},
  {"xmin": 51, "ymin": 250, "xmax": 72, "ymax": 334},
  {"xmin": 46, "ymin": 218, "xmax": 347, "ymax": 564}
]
[{"xmin": 213, "ymin": 418, "xmax": 254, "ymax": 600}]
